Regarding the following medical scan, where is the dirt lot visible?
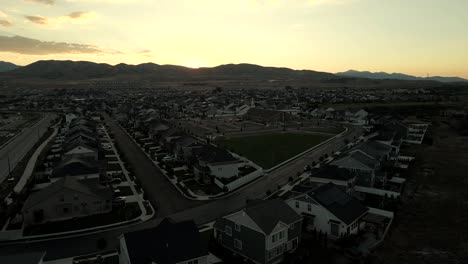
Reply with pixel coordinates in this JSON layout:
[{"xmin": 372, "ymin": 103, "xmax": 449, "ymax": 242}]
[{"xmin": 374, "ymin": 123, "xmax": 468, "ymax": 264}]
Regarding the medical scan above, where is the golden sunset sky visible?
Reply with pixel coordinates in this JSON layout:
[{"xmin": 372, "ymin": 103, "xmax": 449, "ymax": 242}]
[{"xmin": 0, "ymin": 0, "xmax": 467, "ymax": 78}]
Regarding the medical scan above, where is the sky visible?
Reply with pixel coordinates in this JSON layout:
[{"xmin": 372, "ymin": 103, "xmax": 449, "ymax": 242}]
[{"xmin": 0, "ymin": 0, "xmax": 467, "ymax": 78}]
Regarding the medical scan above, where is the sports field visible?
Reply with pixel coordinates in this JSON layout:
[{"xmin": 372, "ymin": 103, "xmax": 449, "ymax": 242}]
[{"xmin": 218, "ymin": 133, "xmax": 332, "ymax": 169}]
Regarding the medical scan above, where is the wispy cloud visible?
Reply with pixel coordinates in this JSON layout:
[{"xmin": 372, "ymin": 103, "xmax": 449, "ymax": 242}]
[
  {"xmin": 137, "ymin": 49, "xmax": 151, "ymax": 54},
  {"xmin": 0, "ymin": 35, "xmax": 120, "ymax": 55},
  {"xmin": 24, "ymin": 11, "xmax": 97, "ymax": 27},
  {"xmin": 0, "ymin": 11, "xmax": 13, "ymax": 27},
  {"xmin": 24, "ymin": 0, "xmax": 55, "ymax": 5}
]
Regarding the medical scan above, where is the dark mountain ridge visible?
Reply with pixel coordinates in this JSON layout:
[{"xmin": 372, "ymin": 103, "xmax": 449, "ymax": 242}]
[
  {"xmin": 1, "ymin": 60, "xmax": 335, "ymax": 81},
  {"xmin": 337, "ymin": 69, "xmax": 467, "ymax": 83}
]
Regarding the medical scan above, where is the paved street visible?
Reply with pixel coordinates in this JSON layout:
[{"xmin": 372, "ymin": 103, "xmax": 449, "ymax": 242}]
[
  {"xmin": 0, "ymin": 114, "xmax": 55, "ymax": 184},
  {"xmin": 0, "ymin": 118, "xmax": 360, "ymax": 260},
  {"xmin": 104, "ymin": 114, "xmax": 205, "ymax": 216}
]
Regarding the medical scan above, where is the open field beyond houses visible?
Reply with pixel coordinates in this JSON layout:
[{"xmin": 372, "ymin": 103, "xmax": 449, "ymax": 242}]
[{"xmin": 218, "ymin": 133, "xmax": 332, "ymax": 169}]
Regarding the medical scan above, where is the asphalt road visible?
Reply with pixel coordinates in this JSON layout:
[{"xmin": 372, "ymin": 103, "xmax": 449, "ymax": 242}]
[
  {"xmin": 0, "ymin": 114, "xmax": 55, "ymax": 184},
  {"xmin": 104, "ymin": 114, "xmax": 204, "ymax": 216},
  {"xmin": 0, "ymin": 119, "xmax": 361, "ymax": 260}
]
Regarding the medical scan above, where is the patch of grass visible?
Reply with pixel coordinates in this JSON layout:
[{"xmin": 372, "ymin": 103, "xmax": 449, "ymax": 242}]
[{"xmin": 218, "ymin": 133, "xmax": 331, "ymax": 169}]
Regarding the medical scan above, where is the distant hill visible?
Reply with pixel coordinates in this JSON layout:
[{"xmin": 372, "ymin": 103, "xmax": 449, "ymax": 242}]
[
  {"xmin": 337, "ymin": 70, "xmax": 467, "ymax": 83},
  {"xmin": 1, "ymin": 60, "xmax": 336, "ymax": 81},
  {"xmin": 0, "ymin": 61, "xmax": 19, "ymax": 72}
]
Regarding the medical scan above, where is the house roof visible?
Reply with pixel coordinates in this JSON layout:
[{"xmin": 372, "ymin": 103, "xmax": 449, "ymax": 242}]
[
  {"xmin": 175, "ymin": 136, "xmax": 198, "ymax": 148},
  {"xmin": 352, "ymin": 140, "xmax": 391, "ymax": 161},
  {"xmin": 52, "ymin": 156, "xmax": 100, "ymax": 178},
  {"xmin": 23, "ymin": 177, "xmax": 111, "ymax": 210},
  {"xmin": 123, "ymin": 218, "xmax": 207, "ymax": 264},
  {"xmin": 310, "ymin": 183, "xmax": 368, "ymax": 225},
  {"xmin": 63, "ymin": 140, "xmax": 98, "ymax": 155},
  {"xmin": 194, "ymin": 145, "xmax": 238, "ymax": 164},
  {"xmin": 311, "ymin": 166, "xmax": 356, "ymax": 181},
  {"xmin": 333, "ymin": 151, "xmax": 379, "ymax": 170},
  {"xmin": 243, "ymin": 199, "xmax": 302, "ymax": 235},
  {"xmin": 0, "ymin": 251, "xmax": 45, "ymax": 264}
]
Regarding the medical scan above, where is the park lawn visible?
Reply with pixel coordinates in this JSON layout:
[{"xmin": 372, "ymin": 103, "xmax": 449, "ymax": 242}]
[{"xmin": 219, "ymin": 133, "xmax": 332, "ymax": 169}]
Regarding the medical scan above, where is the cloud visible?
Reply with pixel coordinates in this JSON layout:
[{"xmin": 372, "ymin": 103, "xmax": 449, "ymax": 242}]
[
  {"xmin": 25, "ymin": 16, "xmax": 47, "ymax": 25},
  {"xmin": 0, "ymin": 11, "xmax": 13, "ymax": 27},
  {"xmin": 0, "ymin": 35, "xmax": 119, "ymax": 55},
  {"xmin": 137, "ymin": 49, "xmax": 151, "ymax": 54},
  {"xmin": 24, "ymin": 11, "xmax": 97, "ymax": 27},
  {"xmin": 24, "ymin": 0, "xmax": 55, "ymax": 5},
  {"xmin": 0, "ymin": 20, "xmax": 12, "ymax": 27}
]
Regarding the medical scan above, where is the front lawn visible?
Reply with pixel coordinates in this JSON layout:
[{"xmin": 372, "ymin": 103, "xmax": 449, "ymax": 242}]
[{"xmin": 218, "ymin": 133, "xmax": 332, "ymax": 169}]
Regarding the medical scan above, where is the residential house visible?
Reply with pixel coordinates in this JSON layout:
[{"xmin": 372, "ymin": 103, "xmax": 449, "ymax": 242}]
[
  {"xmin": 331, "ymin": 151, "xmax": 380, "ymax": 187},
  {"xmin": 192, "ymin": 145, "xmax": 241, "ymax": 182},
  {"xmin": 22, "ymin": 177, "xmax": 112, "ymax": 226},
  {"xmin": 287, "ymin": 183, "xmax": 368, "ymax": 239},
  {"xmin": 51, "ymin": 156, "xmax": 102, "ymax": 180},
  {"xmin": 119, "ymin": 218, "xmax": 209, "ymax": 264},
  {"xmin": 213, "ymin": 199, "xmax": 302, "ymax": 264}
]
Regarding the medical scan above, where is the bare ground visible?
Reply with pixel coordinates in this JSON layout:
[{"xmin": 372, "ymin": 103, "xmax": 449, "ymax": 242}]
[{"xmin": 374, "ymin": 123, "xmax": 468, "ymax": 264}]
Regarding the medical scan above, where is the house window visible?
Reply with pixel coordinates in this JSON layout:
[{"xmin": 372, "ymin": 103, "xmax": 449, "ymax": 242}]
[
  {"xmin": 307, "ymin": 204, "xmax": 312, "ymax": 212},
  {"xmin": 295, "ymin": 201, "xmax": 299, "ymax": 208},
  {"xmin": 234, "ymin": 239, "xmax": 243, "ymax": 250},
  {"xmin": 60, "ymin": 195, "xmax": 65, "ymax": 202},
  {"xmin": 279, "ymin": 231, "xmax": 283, "ymax": 239},
  {"xmin": 73, "ymin": 194, "xmax": 79, "ymax": 200},
  {"xmin": 272, "ymin": 234, "xmax": 276, "ymax": 243},
  {"xmin": 63, "ymin": 207, "xmax": 69, "ymax": 214},
  {"xmin": 235, "ymin": 223, "xmax": 241, "ymax": 232},
  {"xmin": 188, "ymin": 260, "xmax": 199, "ymax": 264},
  {"xmin": 225, "ymin": 226, "xmax": 232, "ymax": 236},
  {"xmin": 290, "ymin": 223, "xmax": 294, "ymax": 230}
]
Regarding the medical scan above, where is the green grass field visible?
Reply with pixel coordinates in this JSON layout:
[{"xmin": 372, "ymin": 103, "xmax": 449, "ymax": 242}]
[{"xmin": 218, "ymin": 133, "xmax": 332, "ymax": 169}]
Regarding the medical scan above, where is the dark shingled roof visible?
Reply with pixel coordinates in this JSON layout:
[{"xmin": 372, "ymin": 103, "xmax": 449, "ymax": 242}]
[
  {"xmin": 0, "ymin": 251, "xmax": 45, "ymax": 264},
  {"xmin": 311, "ymin": 166, "xmax": 356, "ymax": 181},
  {"xmin": 194, "ymin": 145, "xmax": 238, "ymax": 164},
  {"xmin": 244, "ymin": 199, "xmax": 302, "ymax": 234},
  {"xmin": 310, "ymin": 183, "xmax": 368, "ymax": 225},
  {"xmin": 352, "ymin": 140, "xmax": 391, "ymax": 161},
  {"xmin": 51, "ymin": 156, "xmax": 100, "ymax": 178},
  {"xmin": 123, "ymin": 218, "xmax": 208, "ymax": 264},
  {"xmin": 23, "ymin": 177, "xmax": 111, "ymax": 210}
]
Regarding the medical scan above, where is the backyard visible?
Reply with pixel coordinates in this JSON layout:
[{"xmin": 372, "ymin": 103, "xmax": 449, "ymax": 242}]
[{"xmin": 217, "ymin": 132, "xmax": 332, "ymax": 169}]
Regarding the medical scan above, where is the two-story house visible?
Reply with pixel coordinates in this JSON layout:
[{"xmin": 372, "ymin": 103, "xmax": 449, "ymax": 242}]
[
  {"xmin": 213, "ymin": 199, "xmax": 302, "ymax": 264},
  {"xmin": 192, "ymin": 145, "xmax": 241, "ymax": 183},
  {"xmin": 287, "ymin": 183, "xmax": 368, "ymax": 239}
]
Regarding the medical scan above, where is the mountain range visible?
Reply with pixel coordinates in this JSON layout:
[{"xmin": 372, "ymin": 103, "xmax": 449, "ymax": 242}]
[
  {"xmin": 0, "ymin": 60, "xmax": 334, "ymax": 81},
  {"xmin": 0, "ymin": 60, "xmax": 466, "ymax": 83},
  {"xmin": 0, "ymin": 61, "xmax": 19, "ymax": 72},
  {"xmin": 336, "ymin": 70, "xmax": 467, "ymax": 83}
]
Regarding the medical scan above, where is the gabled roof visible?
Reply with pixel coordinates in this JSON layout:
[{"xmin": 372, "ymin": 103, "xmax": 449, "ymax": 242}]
[
  {"xmin": 311, "ymin": 166, "xmax": 356, "ymax": 181},
  {"xmin": 310, "ymin": 183, "xmax": 368, "ymax": 225},
  {"xmin": 123, "ymin": 218, "xmax": 208, "ymax": 264},
  {"xmin": 52, "ymin": 156, "xmax": 100, "ymax": 178},
  {"xmin": 23, "ymin": 177, "xmax": 111, "ymax": 210},
  {"xmin": 333, "ymin": 151, "xmax": 379, "ymax": 170},
  {"xmin": 63, "ymin": 140, "xmax": 98, "ymax": 155},
  {"xmin": 175, "ymin": 135, "xmax": 198, "ymax": 148},
  {"xmin": 193, "ymin": 145, "xmax": 238, "ymax": 164},
  {"xmin": 243, "ymin": 199, "xmax": 302, "ymax": 235},
  {"xmin": 351, "ymin": 140, "xmax": 391, "ymax": 161}
]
